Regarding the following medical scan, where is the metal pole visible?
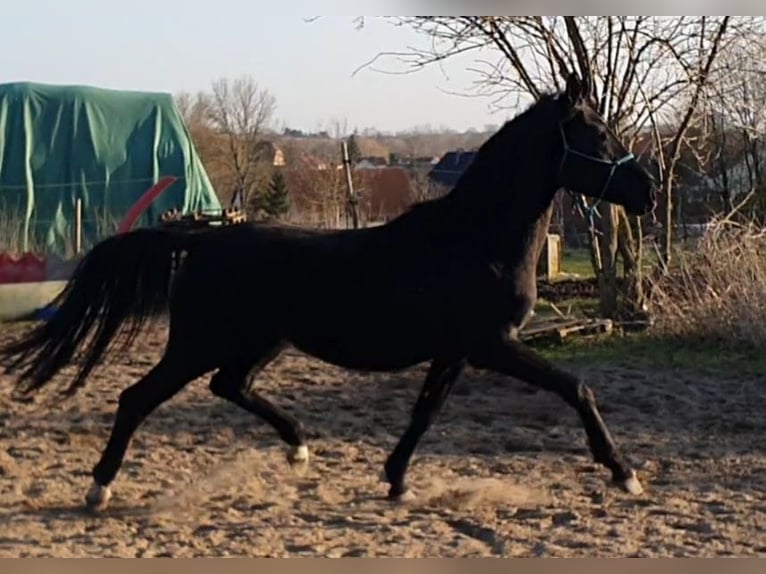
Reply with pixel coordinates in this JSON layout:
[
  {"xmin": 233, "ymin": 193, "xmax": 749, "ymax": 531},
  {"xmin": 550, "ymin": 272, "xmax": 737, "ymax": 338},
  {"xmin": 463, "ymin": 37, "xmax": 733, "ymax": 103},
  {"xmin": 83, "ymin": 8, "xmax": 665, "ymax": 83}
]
[
  {"xmin": 341, "ymin": 141, "xmax": 360, "ymax": 229},
  {"xmin": 74, "ymin": 198, "xmax": 83, "ymax": 255}
]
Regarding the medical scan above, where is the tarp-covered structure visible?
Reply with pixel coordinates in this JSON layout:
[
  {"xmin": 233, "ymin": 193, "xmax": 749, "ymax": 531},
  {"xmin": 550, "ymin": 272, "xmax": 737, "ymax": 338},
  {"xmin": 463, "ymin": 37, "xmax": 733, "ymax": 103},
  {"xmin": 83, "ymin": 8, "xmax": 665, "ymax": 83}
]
[{"xmin": 0, "ymin": 81, "xmax": 221, "ymax": 255}]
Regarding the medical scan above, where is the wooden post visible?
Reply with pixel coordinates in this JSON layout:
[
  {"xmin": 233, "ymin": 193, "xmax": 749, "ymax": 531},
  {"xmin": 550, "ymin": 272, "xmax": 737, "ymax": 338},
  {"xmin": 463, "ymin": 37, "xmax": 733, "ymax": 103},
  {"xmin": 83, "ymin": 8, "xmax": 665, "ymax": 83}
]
[
  {"xmin": 341, "ymin": 141, "xmax": 360, "ymax": 229},
  {"xmin": 74, "ymin": 198, "xmax": 83, "ymax": 255},
  {"xmin": 537, "ymin": 233, "xmax": 562, "ymax": 280}
]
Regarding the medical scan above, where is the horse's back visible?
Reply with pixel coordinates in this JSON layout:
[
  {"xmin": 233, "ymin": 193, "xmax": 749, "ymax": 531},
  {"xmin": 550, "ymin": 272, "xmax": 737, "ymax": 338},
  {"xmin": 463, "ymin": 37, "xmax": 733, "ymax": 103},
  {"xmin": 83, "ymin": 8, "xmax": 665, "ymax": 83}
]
[{"xmin": 168, "ymin": 221, "xmax": 382, "ymax": 318}]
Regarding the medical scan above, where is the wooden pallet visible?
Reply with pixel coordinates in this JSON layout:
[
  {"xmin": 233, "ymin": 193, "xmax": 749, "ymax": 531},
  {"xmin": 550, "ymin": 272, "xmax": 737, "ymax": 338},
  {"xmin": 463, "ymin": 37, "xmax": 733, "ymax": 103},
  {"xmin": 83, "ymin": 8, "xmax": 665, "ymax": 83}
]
[
  {"xmin": 520, "ymin": 317, "xmax": 614, "ymax": 344},
  {"xmin": 158, "ymin": 208, "xmax": 246, "ymax": 229}
]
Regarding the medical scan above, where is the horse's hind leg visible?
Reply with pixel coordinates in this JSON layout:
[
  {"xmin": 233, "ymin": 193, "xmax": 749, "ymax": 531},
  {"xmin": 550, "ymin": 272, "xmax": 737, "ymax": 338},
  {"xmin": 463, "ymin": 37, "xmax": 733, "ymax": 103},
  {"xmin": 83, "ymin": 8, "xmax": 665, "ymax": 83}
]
[
  {"xmin": 208, "ymin": 344, "xmax": 308, "ymax": 464},
  {"xmin": 383, "ymin": 358, "xmax": 466, "ymax": 501},
  {"xmin": 86, "ymin": 348, "xmax": 209, "ymax": 512}
]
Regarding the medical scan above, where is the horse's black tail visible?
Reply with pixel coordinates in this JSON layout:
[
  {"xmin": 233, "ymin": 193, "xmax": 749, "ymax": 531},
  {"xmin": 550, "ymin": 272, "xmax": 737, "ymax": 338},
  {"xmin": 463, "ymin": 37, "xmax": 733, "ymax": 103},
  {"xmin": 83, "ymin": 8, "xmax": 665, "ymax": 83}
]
[{"xmin": 0, "ymin": 227, "xmax": 190, "ymax": 397}]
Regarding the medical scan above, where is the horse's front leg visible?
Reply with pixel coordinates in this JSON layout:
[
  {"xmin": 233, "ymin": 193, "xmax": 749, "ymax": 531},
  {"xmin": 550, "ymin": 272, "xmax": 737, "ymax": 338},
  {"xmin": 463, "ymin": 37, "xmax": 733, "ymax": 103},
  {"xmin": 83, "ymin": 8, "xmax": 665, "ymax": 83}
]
[{"xmin": 468, "ymin": 333, "xmax": 643, "ymax": 495}]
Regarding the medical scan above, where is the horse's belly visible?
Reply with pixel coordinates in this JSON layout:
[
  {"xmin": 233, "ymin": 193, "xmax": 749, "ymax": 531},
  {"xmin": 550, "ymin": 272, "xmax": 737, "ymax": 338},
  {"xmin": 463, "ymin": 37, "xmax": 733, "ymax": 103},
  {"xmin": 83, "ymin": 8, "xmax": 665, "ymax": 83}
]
[
  {"xmin": 289, "ymin": 332, "xmax": 432, "ymax": 371},
  {"xmin": 284, "ymin": 305, "xmax": 438, "ymax": 371}
]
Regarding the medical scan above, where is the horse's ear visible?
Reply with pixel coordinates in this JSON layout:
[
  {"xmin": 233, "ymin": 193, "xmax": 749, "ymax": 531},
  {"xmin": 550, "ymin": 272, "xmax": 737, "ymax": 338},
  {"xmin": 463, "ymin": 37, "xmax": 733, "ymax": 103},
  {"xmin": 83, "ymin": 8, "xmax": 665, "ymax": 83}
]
[{"xmin": 564, "ymin": 72, "xmax": 588, "ymax": 106}]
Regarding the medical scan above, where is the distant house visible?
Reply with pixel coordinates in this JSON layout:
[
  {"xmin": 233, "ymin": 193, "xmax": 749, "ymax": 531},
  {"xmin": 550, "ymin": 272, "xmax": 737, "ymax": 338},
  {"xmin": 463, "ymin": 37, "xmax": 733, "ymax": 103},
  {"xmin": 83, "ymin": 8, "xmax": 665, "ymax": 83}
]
[
  {"xmin": 356, "ymin": 167, "xmax": 417, "ymax": 222},
  {"xmin": 389, "ymin": 153, "xmax": 440, "ymax": 169},
  {"xmin": 355, "ymin": 156, "xmax": 388, "ymax": 170},
  {"xmin": 414, "ymin": 156, "xmax": 441, "ymax": 169},
  {"xmin": 298, "ymin": 153, "xmax": 331, "ymax": 171},
  {"xmin": 428, "ymin": 149, "xmax": 478, "ymax": 189},
  {"xmin": 254, "ymin": 140, "xmax": 286, "ymax": 167},
  {"xmin": 708, "ymin": 151, "xmax": 766, "ymax": 200}
]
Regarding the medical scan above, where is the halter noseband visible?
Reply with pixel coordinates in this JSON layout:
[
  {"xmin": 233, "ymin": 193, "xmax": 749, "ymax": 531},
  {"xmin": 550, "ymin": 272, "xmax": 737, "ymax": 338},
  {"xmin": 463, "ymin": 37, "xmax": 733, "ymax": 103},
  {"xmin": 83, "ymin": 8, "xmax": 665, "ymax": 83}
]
[{"xmin": 557, "ymin": 122, "xmax": 634, "ymax": 219}]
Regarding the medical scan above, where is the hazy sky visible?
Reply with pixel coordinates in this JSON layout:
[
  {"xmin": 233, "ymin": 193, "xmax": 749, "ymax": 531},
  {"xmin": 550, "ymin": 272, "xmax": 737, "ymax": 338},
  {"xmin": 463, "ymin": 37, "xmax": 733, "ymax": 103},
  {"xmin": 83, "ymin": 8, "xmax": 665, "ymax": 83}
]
[{"xmin": 0, "ymin": 2, "xmax": 513, "ymax": 133}]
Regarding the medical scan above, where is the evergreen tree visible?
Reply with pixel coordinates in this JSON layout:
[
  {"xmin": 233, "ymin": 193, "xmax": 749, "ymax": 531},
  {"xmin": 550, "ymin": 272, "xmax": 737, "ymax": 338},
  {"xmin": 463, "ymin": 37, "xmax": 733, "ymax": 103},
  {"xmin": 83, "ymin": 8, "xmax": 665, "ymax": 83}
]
[
  {"xmin": 262, "ymin": 170, "xmax": 290, "ymax": 220},
  {"xmin": 346, "ymin": 133, "xmax": 362, "ymax": 165}
]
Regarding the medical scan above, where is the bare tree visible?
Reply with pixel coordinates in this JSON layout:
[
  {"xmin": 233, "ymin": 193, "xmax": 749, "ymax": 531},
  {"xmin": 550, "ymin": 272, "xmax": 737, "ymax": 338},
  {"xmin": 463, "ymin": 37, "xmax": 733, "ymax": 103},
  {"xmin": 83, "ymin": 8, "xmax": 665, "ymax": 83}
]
[
  {"xmin": 704, "ymin": 34, "xmax": 766, "ymax": 219},
  {"xmin": 174, "ymin": 91, "xmax": 209, "ymax": 129},
  {"xmin": 174, "ymin": 91, "xmax": 217, "ymax": 166},
  {"xmin": 327, "ymin": 117, "xmax": 350, "ymax": 140},
  {"xmin": 409, "ymin": 167, "xmax": 436, "ymax": 202},
  {"xmin": 358, "ymin": 16, "xmax": 754, "ymax": 319},
  {"xmin": 206, "ymin": 76, "xmax": 277, "ymax": 212},
  {"xmin": 294, "ymin": 167, "xmax": 350, "ymax": 228}
]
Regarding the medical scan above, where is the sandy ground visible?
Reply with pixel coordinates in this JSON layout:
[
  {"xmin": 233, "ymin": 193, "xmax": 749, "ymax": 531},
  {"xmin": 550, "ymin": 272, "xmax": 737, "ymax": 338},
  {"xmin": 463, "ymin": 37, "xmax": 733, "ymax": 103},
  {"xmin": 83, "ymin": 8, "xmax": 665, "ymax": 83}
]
[{"xmin": 1, "ymin": 321, "xmax": 765, "ymax": 557}]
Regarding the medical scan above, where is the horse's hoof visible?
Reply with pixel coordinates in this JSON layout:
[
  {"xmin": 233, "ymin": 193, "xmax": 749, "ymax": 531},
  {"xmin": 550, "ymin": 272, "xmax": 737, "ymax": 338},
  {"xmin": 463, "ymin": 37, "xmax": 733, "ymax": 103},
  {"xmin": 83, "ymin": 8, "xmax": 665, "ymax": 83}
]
[
  {"xmin": 388, "ymin": 488, "xmax": 416, "ymax": 504},
  {"xmin": 617, "ymin": 470, "xmax": 644, "ymax": 495},
  {"xmin": 84, "ymin": 482, "xmax": 111, "ymax": 512},
  {"xmin": 287, "ymin": 444, "xmax": 309, "ymax": 465}
]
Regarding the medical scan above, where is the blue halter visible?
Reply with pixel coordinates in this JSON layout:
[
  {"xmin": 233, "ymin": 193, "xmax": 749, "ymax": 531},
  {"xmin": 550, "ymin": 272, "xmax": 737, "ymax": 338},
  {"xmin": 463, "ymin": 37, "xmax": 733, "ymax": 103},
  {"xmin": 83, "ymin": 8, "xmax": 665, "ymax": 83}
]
[{"xmin": 558, "ymin": 122, "xmax": 635, "ymax": 225}]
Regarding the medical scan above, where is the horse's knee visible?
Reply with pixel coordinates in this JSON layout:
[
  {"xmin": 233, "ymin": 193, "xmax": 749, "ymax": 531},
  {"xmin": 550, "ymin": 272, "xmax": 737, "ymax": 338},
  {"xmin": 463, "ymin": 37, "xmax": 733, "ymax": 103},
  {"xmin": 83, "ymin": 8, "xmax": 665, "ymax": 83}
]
[{"xmin": 208, "ymin": 371, "xmax": 239, "ymax": 400}]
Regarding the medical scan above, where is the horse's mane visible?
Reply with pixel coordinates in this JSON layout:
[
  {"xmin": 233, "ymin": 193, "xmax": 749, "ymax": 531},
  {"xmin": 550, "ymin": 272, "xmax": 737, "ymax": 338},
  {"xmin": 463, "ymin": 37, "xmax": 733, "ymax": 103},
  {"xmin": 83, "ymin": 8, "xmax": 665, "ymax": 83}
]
[{"xmin": 400, "ymin": 92, "xmax": 563, "ymax": 223}]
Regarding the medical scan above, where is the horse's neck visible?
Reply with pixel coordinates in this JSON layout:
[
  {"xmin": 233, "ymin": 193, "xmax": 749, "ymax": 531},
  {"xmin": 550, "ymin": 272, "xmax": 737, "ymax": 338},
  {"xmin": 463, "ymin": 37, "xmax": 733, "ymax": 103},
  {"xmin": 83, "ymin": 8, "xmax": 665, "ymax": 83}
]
[
  {"xmin": 403, "ymin": 106, "xmax": 561, "ymax": 265},
  {"xmin": 445, "ymin": 171, "xmax": 558, "ymax": 267}
]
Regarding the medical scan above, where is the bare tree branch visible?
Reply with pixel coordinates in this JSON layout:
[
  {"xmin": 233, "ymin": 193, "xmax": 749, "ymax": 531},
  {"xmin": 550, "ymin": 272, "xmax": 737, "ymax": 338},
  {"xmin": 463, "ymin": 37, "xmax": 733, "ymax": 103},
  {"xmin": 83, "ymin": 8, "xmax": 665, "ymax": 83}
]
[
  {"xmin": 359, "ymin": 15, "xmax": 761, "ymax": 318},
  {"xmin": 206, "ymin": 76, "xmax": 277, "ymax": 210}
]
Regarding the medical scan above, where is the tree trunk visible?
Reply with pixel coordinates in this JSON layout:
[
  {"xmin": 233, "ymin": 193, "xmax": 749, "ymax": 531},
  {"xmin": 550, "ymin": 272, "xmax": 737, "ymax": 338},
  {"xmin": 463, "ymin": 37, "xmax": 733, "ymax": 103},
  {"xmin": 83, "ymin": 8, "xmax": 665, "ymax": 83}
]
[
  {"xmin": 594, "ymin": 205, "xmax": 621, "ymax": 318},
  {"xmin": 585, "ymin": 203, "xmax": 649, "ymax": 320},
  {"xmin": 661, "ymin": 174, "xmax": 674, "ymax": 268},
  {"xmin": 716, "ymin": 115, "xmax": 733, "ymax": 213},
  {"xmin": 618, "ymin": 209, "xmax": 647, "ymax": 318}
]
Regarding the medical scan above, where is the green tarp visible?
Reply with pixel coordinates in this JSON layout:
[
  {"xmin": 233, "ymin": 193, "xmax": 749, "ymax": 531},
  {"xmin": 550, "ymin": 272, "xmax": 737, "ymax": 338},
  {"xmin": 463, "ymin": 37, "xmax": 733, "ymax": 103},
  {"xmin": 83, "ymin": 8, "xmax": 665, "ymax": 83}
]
[{"xmin": 0, "ymin": 81, "xmax": 221, "ymax": 255}]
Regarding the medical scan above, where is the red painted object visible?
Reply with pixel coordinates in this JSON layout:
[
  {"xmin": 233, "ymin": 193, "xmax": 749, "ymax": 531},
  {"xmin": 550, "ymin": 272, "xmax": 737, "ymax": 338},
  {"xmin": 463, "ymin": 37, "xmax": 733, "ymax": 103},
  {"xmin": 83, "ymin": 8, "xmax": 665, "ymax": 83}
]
[
  {"xmin": 0, "ymin": 252, "xmax": 46, "ymax": 284},
  {"xmin": 116, "ymin": 176, "xmax": 177, "ymax": 234},
  {"xmin": 0, "ymin": 176, "xmax": 177, "ymax": 286}
]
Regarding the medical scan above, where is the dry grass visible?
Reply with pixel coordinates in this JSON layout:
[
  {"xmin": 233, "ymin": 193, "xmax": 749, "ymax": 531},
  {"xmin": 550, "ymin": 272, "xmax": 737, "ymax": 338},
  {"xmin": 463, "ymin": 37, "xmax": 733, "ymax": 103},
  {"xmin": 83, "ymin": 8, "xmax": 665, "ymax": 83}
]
[
  {"xmin": 0, "ymin": 210, "xmax": 119, "ymax": 258},
  {"xmin": 0, "ymin": 211, "xmax": 42, "ymax": 256},
  {"xmin": 648, "ymin": 205, "xmax": 766, "ymax": 348}
]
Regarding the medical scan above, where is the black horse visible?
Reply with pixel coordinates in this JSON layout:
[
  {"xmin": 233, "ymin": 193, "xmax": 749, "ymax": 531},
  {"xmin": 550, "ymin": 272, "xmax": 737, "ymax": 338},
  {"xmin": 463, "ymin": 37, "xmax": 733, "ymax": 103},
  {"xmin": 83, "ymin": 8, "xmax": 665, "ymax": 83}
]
[{"xmin": 1, "ymin": 74, "xmax": 656, "ymax": 511}]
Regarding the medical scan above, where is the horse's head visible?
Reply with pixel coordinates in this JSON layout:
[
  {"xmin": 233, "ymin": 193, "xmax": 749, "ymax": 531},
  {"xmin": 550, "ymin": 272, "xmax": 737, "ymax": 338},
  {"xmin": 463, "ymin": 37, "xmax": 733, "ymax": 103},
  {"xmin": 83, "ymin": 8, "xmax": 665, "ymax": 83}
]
[{"xmin": 556, "ymin": 73, "xmax": 657, "ymax": 217}]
